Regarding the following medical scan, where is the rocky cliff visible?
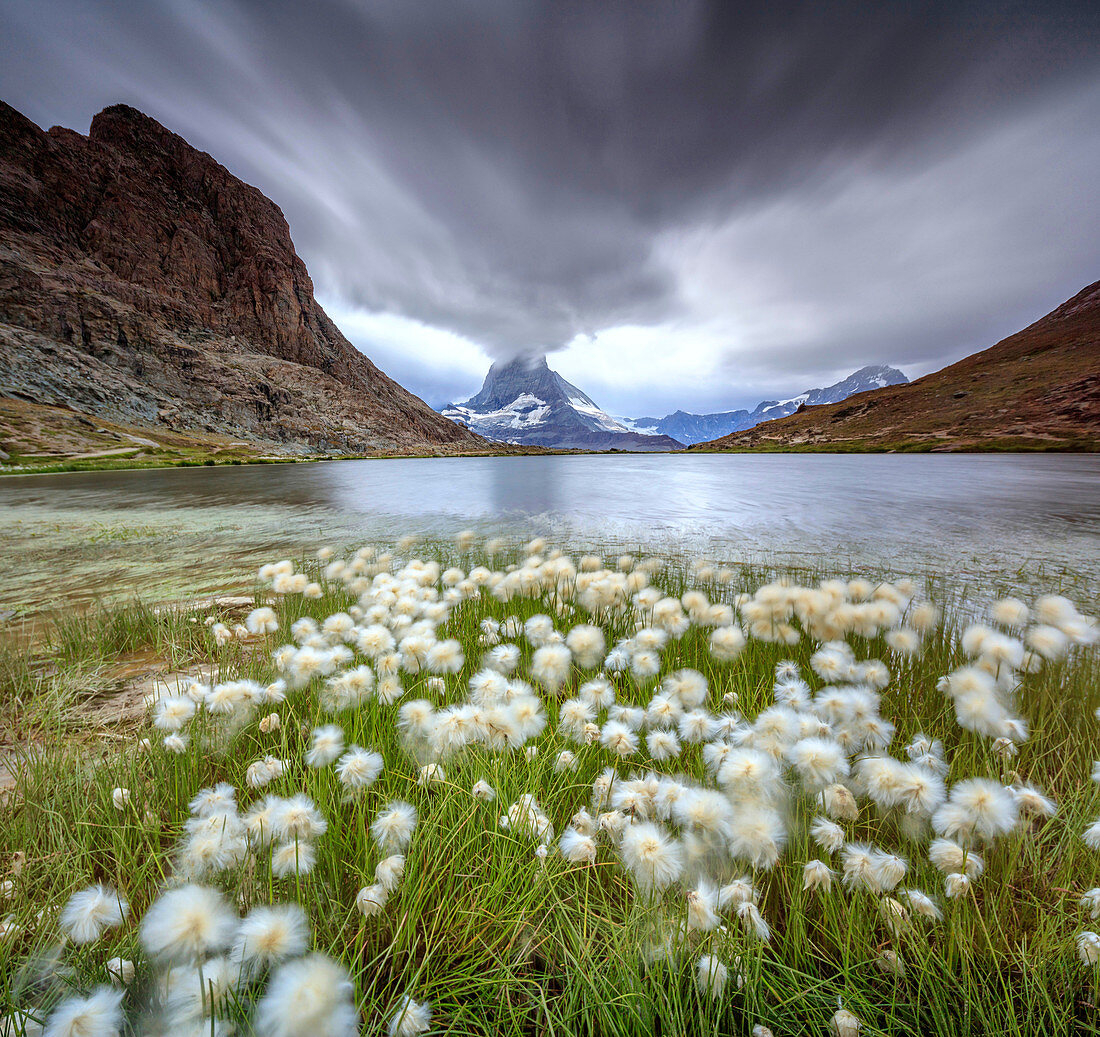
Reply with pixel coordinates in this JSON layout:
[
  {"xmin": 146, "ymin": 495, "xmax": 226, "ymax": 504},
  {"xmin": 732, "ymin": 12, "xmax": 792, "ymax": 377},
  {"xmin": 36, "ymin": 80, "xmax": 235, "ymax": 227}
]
[
  {"xmin": 0, "ymin": 101, "xmax": 484, "ymax": 455},
  {"xmin": 694, "ymin": 282, "xmax": 1100, "ymax": 451}
]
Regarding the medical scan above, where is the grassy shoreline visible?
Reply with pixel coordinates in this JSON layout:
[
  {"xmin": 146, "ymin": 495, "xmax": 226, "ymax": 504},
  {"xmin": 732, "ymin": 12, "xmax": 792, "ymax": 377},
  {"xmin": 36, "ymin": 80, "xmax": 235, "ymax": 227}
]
[
  {"xmin": 4, "ymin": 441, "xmax": 1098, "ymax": 478},
  {"xmin": 2, "ymin": 539, "xmax": 1099, "ymax": 1034}
]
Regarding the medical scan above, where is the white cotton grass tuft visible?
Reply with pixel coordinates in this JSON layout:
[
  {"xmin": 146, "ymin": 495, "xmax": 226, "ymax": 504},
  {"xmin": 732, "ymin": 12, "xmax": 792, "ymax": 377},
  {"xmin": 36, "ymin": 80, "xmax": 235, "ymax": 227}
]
[
  {"xmin": 932, "ymin": 778, "xmax": 1018, "ymax": 844},
  {"xmin": 1026, "ymin": 624, "xmax": 1069, "ymax": 661},
  {"xmin": 375, "ymin": 854, "xmax": 406, "ymax": 891},
  {"xmin": 153, "ymin": 695, "xmax": 196, "ymax": 732},
  {"xmin": 425, "ymin": 638, "xmax": 464, "ymax": 674},
  {"xmin": 59, "ymin": 884, "xmax": 128, "ymax": 945},
  {"xmin": 272, "ymin": 795, "xmax": 328, "ymax": 842},
  {"xmin": 1011, "ymin": 783, "xmax": 1057, "ymax": 818},
  {"xmin": 139, "ymin": 883, "xmax": 237, "ymax": 964},
  {"xmin": 232, "ymin": 903, "xmax": 310, "ymax": 977},
  {"xmin": 727, "ymin": 803, "xmax": 787, "ymax": 869},
  {"xmin": 388, "ymin": 995, "xmax": 432, "ymax": 1037},
  {"xmin": 662, "ymin": 668, "xmax": 709, "ymax": 707},
  {"xmin": 42, "ymin": 986, "xmax": 124, "ymax": 1037},
  {"xmin": 372, "ymin": 802, "xmax": 418, "ymax": 853},
  {"xmin": 685, "ymin": 881, "xmax": 721, "ymax": 932},
  {"xmin": 709, "ymin": 625, "xmax": 747, "ymax": 661},
  {"xmin": 736, "ymin": 900, "xmax": 771, "ymax": 942},
  {"xmin": 417, "ymin": 763, "xmax": 446, "ymax": 788},
  {"xmin": 246, "ymin": 606, "xmax": 280, "ymax": 635},
  {"xmin": 803, "ymin": 860, "xmax": 835, "ymax": 892},
  {"xmin": 696, "ymin": 954, "xmax": 730, "ymax": 999},
  {"xmin": 944, "ymin": 872, "xmax": 971, "ymax": 899},
  {"xmin": 356, "ymin": 883, "xmax": 389, "ymax": 917},
  {"xmin": 272, "ymin": 841, "xmax": 317, "ymax": 878},
  {"xmin": 1084, "ymin": 818, "xmax": 1100, "ymax": 850},
  {"xmin": 484, "ymin": 643, "xmax": 521, "ymax": 674},
  {"xmin": 335, "ymin": 746, "xmax": 384, "ymax": 791},
  {"xmin": 554, "ymin": 750, "xmax": 578, "ymax": 772},
  {"xmin": 928, "ymin": 838, "xmax": 984, "ymax": 878},
  {"xmin": 105, "ymin": 956, "xmax": 135, "ymax": 986},
  {"xmin": 620, "ymin": 823, "xmax": 683, "ymax": 894},
  {"xmin": 559, "ymin": 827, "xmax": 597, "ymax": 865},
  {"xmin": 471, "ymin": 780, "xmax": 497, "ymax": 802},
  {"xmin": 530, "ymin": 643, "xmax": 573, "ymax": 694},
  {"xmin": 578, "ymin": 678, "xmax": 615, "ymax": 710},
  {"xmin": 646, "ymin": 729, "xmax": 681, "ymax": 761},
  {"xmin": 900, "ymin": 887, "xmax": 942, "ymax": 920},
  {"xmin": 600, "ymin": 720, "xmax": 639, "ymax": 758},
  {"xmin": 1078, "ymin": 930, "xmax": 1100, "ymax": 965},
  {"xmin": 189, "ymin": 782, "xmax": 237, "ymax": 817},
  {"xmin": 254, "ymin": 952, "xmax": 358, "ymax": 1037},
  {"xmin": 306, "ymin": 725, "xmax": 345, "ymax": 768},
  {"xmin": 1081, "ymin": 887, "xmax": 1100, "ymax": 919},
  {"xmin": 787, "ymin": 737, "xmax": 850, "ymax": 790},
  {"xmin": 566, "ymin": 624, "xmax": 606, "ymax": 669},
  {"xmin": 830, "ymin": 1004, "xmax": 862, "ymax": 1037},
  {"xmin": 811, "ymin": 817, "xmax": 846, "ymax": 855}
]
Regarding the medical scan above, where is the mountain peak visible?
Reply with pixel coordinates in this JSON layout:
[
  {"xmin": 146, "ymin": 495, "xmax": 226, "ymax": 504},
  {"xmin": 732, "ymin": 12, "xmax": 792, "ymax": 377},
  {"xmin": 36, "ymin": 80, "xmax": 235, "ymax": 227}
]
[
  {"xmin": 630, "ymin": 364, "xmax": 910, "ymax": 444},
  {"xmin": 444, "ymin": 355, "xmax": 682, "ymax": 450},
  {"xmin": 462, "ymin": 353, "xmax": 598, "ymax": 412},
  {"xmin": 798, "ymin": 365, "xmax": 908, "ymax": 406}
]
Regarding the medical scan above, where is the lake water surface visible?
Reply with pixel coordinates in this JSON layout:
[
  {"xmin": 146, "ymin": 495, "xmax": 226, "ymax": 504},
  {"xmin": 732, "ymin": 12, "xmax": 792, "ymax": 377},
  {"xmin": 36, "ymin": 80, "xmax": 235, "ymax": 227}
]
[{"xmin": 2, "ymin": 453, "xmax": 1097, "ymax": 612}]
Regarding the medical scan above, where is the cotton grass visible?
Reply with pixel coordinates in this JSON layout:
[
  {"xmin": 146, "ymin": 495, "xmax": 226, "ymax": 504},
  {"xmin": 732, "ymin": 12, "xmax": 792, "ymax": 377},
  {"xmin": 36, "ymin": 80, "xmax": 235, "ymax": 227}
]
[{"xmin": 2, "ymin": 537, "xmax": 1098, "ymax": 1036}]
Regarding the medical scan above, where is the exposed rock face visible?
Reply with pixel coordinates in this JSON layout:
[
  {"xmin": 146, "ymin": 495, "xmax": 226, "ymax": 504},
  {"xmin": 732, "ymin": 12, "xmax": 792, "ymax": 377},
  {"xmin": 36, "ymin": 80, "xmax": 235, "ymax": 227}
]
[
  {"xmin": 443, "ymin": 355, "xmax": 683, "ymax": 451},
  {"xmin": 695, "ymin": 282, "xmax": 1100, "ymax": 451},
  {"xmin": 0, "ymin": 101, "xmax": 484, "ymax": 454}
]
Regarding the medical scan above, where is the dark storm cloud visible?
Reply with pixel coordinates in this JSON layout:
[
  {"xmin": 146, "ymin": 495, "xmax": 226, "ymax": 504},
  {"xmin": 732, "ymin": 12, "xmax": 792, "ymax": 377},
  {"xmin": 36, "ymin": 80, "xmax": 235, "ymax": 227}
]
[{"xmin": 2, "ymin": 0, "xmax": 1099, "ymax": 409}]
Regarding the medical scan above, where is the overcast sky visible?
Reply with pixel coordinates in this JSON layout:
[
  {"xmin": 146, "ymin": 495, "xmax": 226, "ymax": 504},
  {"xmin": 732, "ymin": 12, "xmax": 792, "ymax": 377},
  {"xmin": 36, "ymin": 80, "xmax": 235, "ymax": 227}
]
[{"xmin": 3, "ymin": 1, "xmax": 1099, "ymax": 414}]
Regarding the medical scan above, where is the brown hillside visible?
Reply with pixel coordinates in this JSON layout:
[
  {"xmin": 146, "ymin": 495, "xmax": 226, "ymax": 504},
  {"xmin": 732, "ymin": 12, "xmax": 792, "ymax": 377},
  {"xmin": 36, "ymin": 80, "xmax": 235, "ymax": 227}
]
[{"xmin": 695, "ymin": 280, "xmax": 1100, "ymax": 451}]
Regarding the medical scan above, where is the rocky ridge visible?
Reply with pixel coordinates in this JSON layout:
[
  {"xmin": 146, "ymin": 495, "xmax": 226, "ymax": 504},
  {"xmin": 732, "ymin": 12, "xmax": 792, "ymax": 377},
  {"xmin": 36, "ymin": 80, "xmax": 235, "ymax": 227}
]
[
  {"xmin": 695, "ymin": 281, "xmax": 1100, "ymax": 451},
  {"xmin": 0, "ymin": 100, "xmax": 484, "ymax": 455},
  {"xmin": 628, "ymin": 365, "xmax": 909, "ymax": 445}
]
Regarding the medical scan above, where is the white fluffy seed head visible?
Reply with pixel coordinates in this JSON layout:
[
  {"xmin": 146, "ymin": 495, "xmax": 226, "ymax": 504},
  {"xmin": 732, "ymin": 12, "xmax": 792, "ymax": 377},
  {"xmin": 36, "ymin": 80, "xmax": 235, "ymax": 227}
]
[
  {"xmin": 372, "ymin": 801, "xmax": 418, "ymax": 853},
  {"xmin": 388, "ymin": 995, "xmax": 432, "ymax": 1037},
  {"xmin": 254, "ymin": 952, "xmax": 358, "ymax": 1037},
  {"xmin": 42, "ymin": 987, "xmax": 124, "ymax": 1037},
  {"xmin": 696, "ymin": 954, "xmax": 730, "ymax": 999},
  {"xmin": 59, "ymin": 884, "xmax": 129, "ymax": 946},
  {"xmin": 620, "ymin": 823, "xmax": 683, "ymax": 894},
  {"xmin": 139, "ymin": 883, "xmax": 237, "ymax": 964},
  {"xmin": 233, "ymin": 903, "xmax": 310, "ymax": 975}
]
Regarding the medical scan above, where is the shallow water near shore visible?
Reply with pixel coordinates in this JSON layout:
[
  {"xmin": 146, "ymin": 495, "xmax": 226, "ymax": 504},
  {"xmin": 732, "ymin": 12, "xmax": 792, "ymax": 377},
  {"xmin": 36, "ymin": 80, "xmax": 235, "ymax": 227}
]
[{"xmin": 1, "ymin": 452, "xmax": 1097, "ymax": 613}]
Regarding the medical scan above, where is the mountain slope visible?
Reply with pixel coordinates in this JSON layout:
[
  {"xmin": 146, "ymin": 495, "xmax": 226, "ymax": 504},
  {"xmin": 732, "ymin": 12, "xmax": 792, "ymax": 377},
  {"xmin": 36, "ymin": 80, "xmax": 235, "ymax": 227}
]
[
  {"xmin": 0, "ymin": 100, "xmax": 483, "ymax": 455},
  {"xmin": 694, "ymin": 283, "xmax": 1100, "ymax": 451},
  {"xmin": 444, "ymin": 356, "xmax": 683, "ymax": 450},
  {"xmin": 631, "ymin": 365, "xmax": 909, "ymax": 445}
]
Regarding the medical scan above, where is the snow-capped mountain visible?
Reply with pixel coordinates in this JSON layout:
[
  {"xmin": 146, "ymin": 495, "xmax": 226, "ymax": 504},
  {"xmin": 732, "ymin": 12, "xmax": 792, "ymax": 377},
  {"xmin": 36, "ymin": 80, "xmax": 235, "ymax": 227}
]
[
  {"xmin": 629, "ymin": 365, "xmax": 909, "ymax": 445},
  {"xmin": 442, "ymin": 356, "xmax": 683, "ymax": 450}
]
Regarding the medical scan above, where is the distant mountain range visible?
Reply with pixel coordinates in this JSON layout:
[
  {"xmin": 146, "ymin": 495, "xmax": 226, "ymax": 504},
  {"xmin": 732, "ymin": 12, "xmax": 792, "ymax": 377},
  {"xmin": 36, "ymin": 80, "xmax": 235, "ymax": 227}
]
[
  {"xmin": 443, "ymin": 357, "xmax": 683, "ymax": 450},
  {"xmin": 624, "ymin": 365, "xmax": 909, "ymax": 445},
  {"xmin": 695, "ymin": 280, "xmax": 1100, "ymax": 451},
  {"xmin": 445, "ymin": 358, "xmax": 908, "ymax": 450}
]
